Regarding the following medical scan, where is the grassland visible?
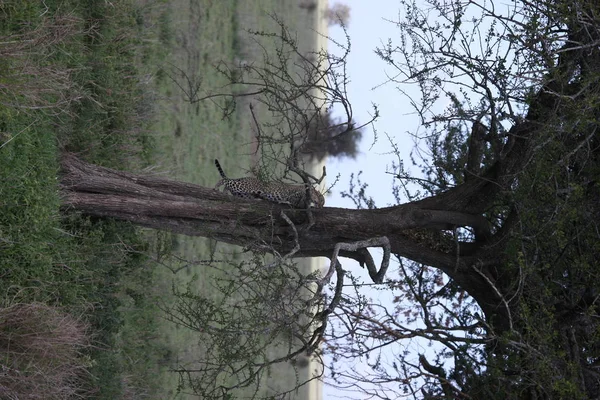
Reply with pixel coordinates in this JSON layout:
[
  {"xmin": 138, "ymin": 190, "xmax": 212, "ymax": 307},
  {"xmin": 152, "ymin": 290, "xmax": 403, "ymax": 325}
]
[
  {"xmin": 0, "ymin": 0, "xmax": 322, "ymax": 398},
  {"xmin": 147, "ymin": 1, "xmax": 322, "ymax": 398},
  {"xmin": 0, "ymin": 1, "xmax": 172, "ymax": 397}
]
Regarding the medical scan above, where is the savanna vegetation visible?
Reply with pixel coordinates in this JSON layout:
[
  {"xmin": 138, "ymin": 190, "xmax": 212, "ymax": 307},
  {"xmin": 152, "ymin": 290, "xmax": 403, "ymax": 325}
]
[
  {"xmin": 1, "ymin": 0, "xmax": 327, "ymax": 398},
  {"xmin": 1, "ymin": 1, "xmax": 165, "ymax": 398},
  {"xmin": 5, "ymin": 0, "xmax": 600, "ymax": 399}
]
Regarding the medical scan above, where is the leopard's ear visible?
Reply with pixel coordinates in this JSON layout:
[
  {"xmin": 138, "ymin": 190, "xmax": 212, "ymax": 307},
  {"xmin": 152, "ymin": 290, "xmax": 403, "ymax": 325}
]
[{"xmin": 316, "ymin": 193, "xmax": 325, "ymax": 208}]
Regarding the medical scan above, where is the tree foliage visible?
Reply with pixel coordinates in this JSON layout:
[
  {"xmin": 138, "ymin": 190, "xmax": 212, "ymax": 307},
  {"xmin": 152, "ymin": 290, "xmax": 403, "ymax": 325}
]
[
  {"xmin": 60, "ymin": 1, "xmax": 600, "ymax": 399},
  {"xmin": 301, "ymin": 111, "xmax": 363, "ymax": 161},
  {"xmin": 325, "ymin": 3, "xmax": 351, "ymax": 27}
]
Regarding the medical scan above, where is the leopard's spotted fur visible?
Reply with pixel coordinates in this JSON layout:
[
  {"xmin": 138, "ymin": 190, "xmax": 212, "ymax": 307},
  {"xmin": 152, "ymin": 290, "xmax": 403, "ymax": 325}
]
[{"xmin": 214, "ymin": 159, "xmax": 325, "ymax": 208}]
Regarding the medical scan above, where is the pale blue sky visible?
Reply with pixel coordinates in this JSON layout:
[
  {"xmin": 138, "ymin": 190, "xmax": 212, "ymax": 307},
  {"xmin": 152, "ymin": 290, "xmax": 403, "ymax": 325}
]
[
  {"xmin": 327, "ymin": 0, "xmax": 419, "ymax": 210},
  {"xmin": 324, "ymin": 1, "xmax": 423, "ymax": 398}
]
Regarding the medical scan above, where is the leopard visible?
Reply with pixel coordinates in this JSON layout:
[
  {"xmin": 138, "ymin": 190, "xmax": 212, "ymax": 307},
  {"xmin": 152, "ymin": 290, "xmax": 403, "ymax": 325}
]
[{"xmin": 214, "ymin": 159, "xmax": 325, "ymax": 208}]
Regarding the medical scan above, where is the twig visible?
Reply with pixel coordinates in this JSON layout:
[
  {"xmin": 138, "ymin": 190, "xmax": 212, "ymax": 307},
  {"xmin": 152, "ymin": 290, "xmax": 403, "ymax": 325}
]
[
  {"xmin": 472, "ymin": 263, "xmax": 513, "ymax": 331},
  {"xmin": 280, "ymin": 210, "xmax": 300, "ymax": 259},
  {"xmin": 0, "ymin": 119, "xmax": 38, "ymax": 150}
]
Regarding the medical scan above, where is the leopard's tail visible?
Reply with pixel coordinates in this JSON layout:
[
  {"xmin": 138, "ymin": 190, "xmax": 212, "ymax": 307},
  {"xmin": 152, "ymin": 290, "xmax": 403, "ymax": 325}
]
[{"xmin": 214, "ymin": 159, "xmax": 227, "ymax": 179}]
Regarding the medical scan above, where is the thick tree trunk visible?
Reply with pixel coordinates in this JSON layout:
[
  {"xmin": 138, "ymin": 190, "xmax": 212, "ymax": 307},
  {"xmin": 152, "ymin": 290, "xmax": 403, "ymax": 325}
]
[{"xmin": 60, "ymin": 153, "xmax": 512, "ymax": 327}]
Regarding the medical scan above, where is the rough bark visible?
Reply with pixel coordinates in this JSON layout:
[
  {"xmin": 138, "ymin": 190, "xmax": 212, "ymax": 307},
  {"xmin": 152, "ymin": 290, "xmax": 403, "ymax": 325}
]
[{"xmin": 60, "ymin": 153, "xmax": 514, "ymax": 327}]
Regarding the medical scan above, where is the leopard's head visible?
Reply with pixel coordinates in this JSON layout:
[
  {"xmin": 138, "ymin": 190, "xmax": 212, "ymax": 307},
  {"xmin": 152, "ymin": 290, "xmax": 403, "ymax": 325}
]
[{"xmin": 310, "ymin": 188, "xmax": 325, "ymax": 208}]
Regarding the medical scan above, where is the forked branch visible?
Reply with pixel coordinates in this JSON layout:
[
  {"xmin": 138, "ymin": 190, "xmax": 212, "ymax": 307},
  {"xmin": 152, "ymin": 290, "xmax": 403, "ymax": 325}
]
[{"xmin": 323, "ymin": 236, "xmax": 391, "ymax": 284}]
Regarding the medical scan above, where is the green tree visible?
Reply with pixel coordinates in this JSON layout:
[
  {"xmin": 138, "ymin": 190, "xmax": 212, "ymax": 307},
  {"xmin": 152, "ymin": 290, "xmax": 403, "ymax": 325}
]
[
  {"xmin": 61, "ymin": 1, "xmax": 600, "ymax": 398},
  {"xmin": 301, "ymin": 111, "xmax": 363, "ymax": 161}
]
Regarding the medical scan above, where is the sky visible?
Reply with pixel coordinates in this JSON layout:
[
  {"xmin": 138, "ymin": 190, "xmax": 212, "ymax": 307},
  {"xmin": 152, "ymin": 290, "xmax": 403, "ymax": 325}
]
[
  {"xmin": 326, "ymin": 0, "xmax": 419, "ymax": 210},
  {"xmin": 323, "ymin": 1, "xmax": 425, "ymax": 398}
]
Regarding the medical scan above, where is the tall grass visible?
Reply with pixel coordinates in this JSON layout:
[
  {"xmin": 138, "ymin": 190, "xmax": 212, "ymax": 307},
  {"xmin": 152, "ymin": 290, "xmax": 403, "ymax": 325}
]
[
  {"xmin": 0, "ymin": 302, "xmax": 91, "ymax": 399},
  {"xmin": 0, "ymin": 13, "xmax": 87, "ymax": 117},
  {"xmin": 2, "ymin": 0, "xmax": 323, "ymax": 398},
  {"xmin": 0, "ymin": 1, "xmax": 167, "ymax": 398}
]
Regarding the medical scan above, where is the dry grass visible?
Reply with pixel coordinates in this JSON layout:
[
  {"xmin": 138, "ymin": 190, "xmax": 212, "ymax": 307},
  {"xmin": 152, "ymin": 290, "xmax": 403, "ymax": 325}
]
[
  {"xmin": 0, "ymin": 14, "xmax": 88, "ymax": 116},
  {"xmin": 0, "ymin": 302, "xmax": 91, "ymax": 400}
]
